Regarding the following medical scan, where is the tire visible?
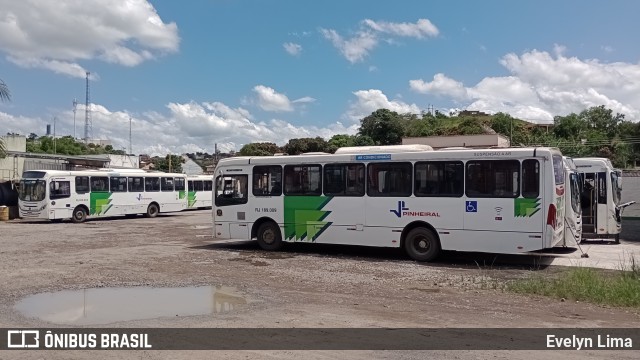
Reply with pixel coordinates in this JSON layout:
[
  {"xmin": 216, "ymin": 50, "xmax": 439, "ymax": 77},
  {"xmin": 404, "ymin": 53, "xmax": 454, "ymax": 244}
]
[
  {"xmin": 71, "ymin": 206, "xmax": 88, "ymax": 223},
  {"xmin": 256, "ymin": 222, "xmax": 283, "ymax": 251},
  {"xmin": 614, "ymin": 234, "xmax": 620, "ymax": 244},
  {"xmin": 144, "ymin": 203, "xmax": 159, "ymax": 218},
  {"xmin": 404, "ymin": 227, "xmax": 440, "ymax": 262}
]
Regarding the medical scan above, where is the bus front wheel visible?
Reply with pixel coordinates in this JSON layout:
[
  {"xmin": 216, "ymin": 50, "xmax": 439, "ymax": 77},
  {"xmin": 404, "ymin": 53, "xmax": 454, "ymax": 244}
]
[
  {"xmin": 71, "ymin": 206, "xmax": 88, "ymax": 223},
  {"xmin": 144, "ymin": 203, "xmax": 159, "ymax": 218},
  {"xmin": 257, "ymin": 222, "xmax": 283, "ymax": 251},
  {"xmin": 404, "ymin": 227, "xmax": 440, "ymax": 262}
]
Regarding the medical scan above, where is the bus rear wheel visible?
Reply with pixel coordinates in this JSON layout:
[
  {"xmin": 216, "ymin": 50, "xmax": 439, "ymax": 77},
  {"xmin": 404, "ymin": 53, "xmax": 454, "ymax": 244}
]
[
  {"xmin": 257, "ymin": 222, "xmax": 283, "ymax": 251},
  {"xmin": 144, "ymin": 203, "xmax": 159, "ymax": 218},
  {"xmin": 71, "ymin": 206, "xmax": 88, "ymax": 223},
  {"xmin": 404, "ymin": 227, "xmax": 440, "ymax": 262}
]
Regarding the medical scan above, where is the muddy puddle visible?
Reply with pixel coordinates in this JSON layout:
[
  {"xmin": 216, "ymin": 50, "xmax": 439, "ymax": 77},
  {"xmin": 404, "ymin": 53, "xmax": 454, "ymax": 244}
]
[{"xmin": 14, "ymin": 285, "xmax": 246, "ymax": 325}]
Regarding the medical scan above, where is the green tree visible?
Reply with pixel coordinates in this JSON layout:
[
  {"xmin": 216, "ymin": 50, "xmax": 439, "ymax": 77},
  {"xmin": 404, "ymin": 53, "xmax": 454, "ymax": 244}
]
[
  {"xmin": 283, "ymin": 137, "xmax": 328, "ymax": 155},
  {"xmin": 239, "ymin": 142, "xmax": 281, "ymax": 156},
  {"xmin": 456, "ymin": 117, "xmax": 486, "ymax": 135},
  {"xmin": 0, "ymin": 78, "xmax": 10, "ymax": 158},
  {"xmin": 326, "ymin": 134, "xmax": 355, "ymax": 153},
  {"xmin": 153, "ymin": 155, "xmax": 185, "ymax": 173},
  {"xmin": 358, "ymin": 109, "xmax": 405, "ymax": 145}
]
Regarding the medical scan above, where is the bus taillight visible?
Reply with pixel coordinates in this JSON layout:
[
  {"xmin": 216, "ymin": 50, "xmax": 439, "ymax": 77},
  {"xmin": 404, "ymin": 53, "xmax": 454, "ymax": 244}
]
[{"xmin": 547, "ymin": 204, "xmax": 557, "ymax": 229}]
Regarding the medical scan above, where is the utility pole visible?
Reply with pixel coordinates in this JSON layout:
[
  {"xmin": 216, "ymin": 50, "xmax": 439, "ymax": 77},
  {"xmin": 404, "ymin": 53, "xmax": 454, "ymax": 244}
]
[
  {"xmin": 129, "ymin": 116, "xmax": 132, "ymax": 154},
  {"xmin": 510, "ymin": 117, "xmax": 513, "ymax": 147},
  {"xmin": 53, "ymin": 116, "xmax": 57, "ymax": 154},
  {"xmin": 168, "ymin": 154, "xmax": 172, "ymax": 173}
]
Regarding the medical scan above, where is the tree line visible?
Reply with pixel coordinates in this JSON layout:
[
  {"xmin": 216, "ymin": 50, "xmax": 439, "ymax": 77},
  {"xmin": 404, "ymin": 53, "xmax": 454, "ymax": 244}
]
[{"xmin": 239, "ymin": 106, "xmax": 640, "ymax": 168}]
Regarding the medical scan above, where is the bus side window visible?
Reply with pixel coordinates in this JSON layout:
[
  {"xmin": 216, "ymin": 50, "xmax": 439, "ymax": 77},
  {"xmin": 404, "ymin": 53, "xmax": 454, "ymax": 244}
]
[
  {"xmin": 521, "ymin": 159, "xmax": 539, "ymax": 198},
  {"xmin": 75, "ymin": 176, "xmax": 90, "ymax": 194},
  {"xmin": 215, "ymin": 175, "xmax": 248, "ymax": 206},
  {"xmin": 175, "ymin": 178, "xmax": 186, "ymax": 191},
  {"xmin": 50, "ymin": 181, "xmax": 71, "ymax": 199},
  {"xmin": 128, "ymin": 177, "xmax": 144, "ymax": 192},
  {"xmin": 91, "ymin": 176, "xmax": 109, "ymax": 192}
]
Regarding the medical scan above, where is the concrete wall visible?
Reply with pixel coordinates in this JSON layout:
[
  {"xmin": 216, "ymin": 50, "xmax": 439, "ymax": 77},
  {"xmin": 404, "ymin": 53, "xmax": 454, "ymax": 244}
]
[{"xmin": 0, "ymin": 135, "xmax": 26, "ymax": 181}]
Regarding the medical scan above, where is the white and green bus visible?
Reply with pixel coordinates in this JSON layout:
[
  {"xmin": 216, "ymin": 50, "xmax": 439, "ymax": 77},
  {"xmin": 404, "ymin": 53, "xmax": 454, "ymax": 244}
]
[
  {"xmin": 212, "ymin": 145, "xmax": 570, "ymax": 261},
  {"xmin": 573, "ymin": 157, "xmax": 635, "ymax": 243},
  {"xmin": 186, "ymin": 175, "xmax": 213, "ymax": 209},
  {"xmin": 18, "ymin": 169, "xmax": 188, "ymax": 223},
  {"xmin": 563, "ymin": 156, "xmax": 582, "ymax": 246}
]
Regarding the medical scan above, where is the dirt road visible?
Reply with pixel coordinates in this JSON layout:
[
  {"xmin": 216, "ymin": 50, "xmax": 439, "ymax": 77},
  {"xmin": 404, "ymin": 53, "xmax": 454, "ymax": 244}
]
[{"xmin": 0, "ymin": 211, "xmax": 638, "ymax": 359}]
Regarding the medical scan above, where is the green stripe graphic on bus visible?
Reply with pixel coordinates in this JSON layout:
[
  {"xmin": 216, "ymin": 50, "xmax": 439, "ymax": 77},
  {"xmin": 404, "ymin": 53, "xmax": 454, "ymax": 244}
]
[
  {"xmin": 90, "ymin": 192, "xmax": 113, "ymax": 215},
  {"xmin": 284, "ymin": 196, "xmax": 333, "ymax": 242},
  {"xmin": 178, "ymin": 190, "xmax": 187, "ymax": 200},
  {"xmin": 514, "ymin": 198, "xmax": 541, "ymax": 217},
  {"xmin": 187, "ymin": 191, "xmax": 197, "ymax": 208}
]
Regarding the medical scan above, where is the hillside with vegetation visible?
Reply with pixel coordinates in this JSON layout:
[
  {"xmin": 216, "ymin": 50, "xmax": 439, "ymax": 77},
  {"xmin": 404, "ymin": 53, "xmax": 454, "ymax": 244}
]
[{"xmin": 239, "ymin": 106, "xmax": 640, "ymax": 169}]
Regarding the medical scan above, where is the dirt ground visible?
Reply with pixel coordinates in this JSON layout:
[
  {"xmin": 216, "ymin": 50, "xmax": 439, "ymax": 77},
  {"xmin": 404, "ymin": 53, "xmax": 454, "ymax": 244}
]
[{"xmin": 0, "ymin": 211, "xmax": 639, "ymax": 359}]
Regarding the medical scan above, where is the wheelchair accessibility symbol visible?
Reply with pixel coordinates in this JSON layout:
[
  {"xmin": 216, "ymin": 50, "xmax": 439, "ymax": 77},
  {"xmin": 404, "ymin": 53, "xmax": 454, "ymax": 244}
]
[{"xmin": 466, "ymin": 201, "xmax": 477, "ymax": 213}]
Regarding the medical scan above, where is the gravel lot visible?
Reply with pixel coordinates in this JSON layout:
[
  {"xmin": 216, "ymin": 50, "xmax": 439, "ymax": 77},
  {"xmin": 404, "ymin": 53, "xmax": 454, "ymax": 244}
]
[{"xmin": 0, "ymin": 211, "xmax": 639, "ymax": 359}]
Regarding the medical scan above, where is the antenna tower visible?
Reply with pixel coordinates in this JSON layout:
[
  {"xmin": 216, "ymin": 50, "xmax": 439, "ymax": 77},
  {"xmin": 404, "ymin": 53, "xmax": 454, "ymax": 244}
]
[{"xmin": 84, "ymin": 72, "xmax": 92, "ymax": 144}]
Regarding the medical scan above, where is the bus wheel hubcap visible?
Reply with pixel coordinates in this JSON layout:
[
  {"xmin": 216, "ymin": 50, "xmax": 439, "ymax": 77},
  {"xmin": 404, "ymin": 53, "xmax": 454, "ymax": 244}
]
[
  {"xmin": 416, "ymin": 238, "xmax": 429, "ymax": 252},
  {"xmin": 263, "ymin": 230, "xmax": 274, "ymax": 244}
]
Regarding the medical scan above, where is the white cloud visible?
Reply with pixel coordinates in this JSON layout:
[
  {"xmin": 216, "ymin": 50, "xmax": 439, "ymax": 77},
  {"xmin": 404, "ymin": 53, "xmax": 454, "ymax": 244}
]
[
  {"xmin": 320, "ymin": 28, "xmax": 378, "ymax": 64},
  {"xmin": 292, "ymin": 96, "xmax": 316, "ymax": 104},
  {"xmin": 0, "ymin": 0, "xmax": 179, "ymax": 78},
  {"xmin": 362, "ymin": 19, "xmax": 439, "ymax": 39},
  {"xmin": 409, "ymin": 47, "xmax": 640, "ymax": 123},
  {"xmin": 321, "ymin": 18, "xmax": 438, "ymax": 63},
  {"xmin": 252, "ymin": 85, "xmax": 294, "ymax": 112},
  {"xmin": 252, "ymin": 85, "xmax": 315, "ymax": 112},
  {"xmin": 283, "ymin": 42, "xmax": 302, "ymax": 56},
  {"xmin": 346, "ymin": 89, "xmax": 421, "ymax": 121},
  {"xmin": 409, "ymin": 73, "xmax": 468, "ymax": 100},
  {"xmin": 0, "ymin": 101, "xmax": 357, "ymax": 156}
]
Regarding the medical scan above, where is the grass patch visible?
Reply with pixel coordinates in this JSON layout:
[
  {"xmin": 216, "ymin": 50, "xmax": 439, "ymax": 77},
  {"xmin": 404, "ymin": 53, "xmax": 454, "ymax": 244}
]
[{"xmin": 508, "ymin": 254, "xmax": 640, "ymax": 307}]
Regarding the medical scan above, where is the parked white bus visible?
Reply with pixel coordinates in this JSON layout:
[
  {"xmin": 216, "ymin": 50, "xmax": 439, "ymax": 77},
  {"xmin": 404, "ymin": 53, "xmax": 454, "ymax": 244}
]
[
  {"xmin": 213, "ymin": 145, "xmax": 568, "ymax": 261},
  {"xmin": 18, "ymin": 169, "xmax": 188, "ymax": 223},
  {"xmin": 563, "ymin": 157, "xmax": 582, "ymax": 246},
  {"xmin": 573, "ymin": 157, "xmax": 635, "ymax": 243},
  {"xmin": 186, "ymin": 175, "xmax": 213, "ymax": 209}
]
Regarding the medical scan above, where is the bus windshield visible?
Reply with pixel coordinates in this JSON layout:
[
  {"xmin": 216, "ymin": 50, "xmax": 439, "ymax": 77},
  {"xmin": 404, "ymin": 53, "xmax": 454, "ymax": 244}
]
[
  {"xmin": 611, "ymin": 171, "xmax": 622, "ymax": 205},
  {"xmin": 19, "ymin": 180, "xmax": 46, "ymax": 202}
]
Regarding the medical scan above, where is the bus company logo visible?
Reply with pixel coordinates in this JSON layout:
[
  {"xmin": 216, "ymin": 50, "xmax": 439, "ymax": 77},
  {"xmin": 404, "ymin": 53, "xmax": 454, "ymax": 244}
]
[
  {"xmin": 136, "ymin": 193, "xmax": 143, "ymax": 201},
  {"xmin": 390, "ymin": 201, "xmax": 440, "ymax": 218},
  {"xmin": 7, "ymin": 330, "xmax": 40, "ymax": 348},
  {"xmin": 495, "ymin": 206, "xmax": 503, "ymax": 221}
]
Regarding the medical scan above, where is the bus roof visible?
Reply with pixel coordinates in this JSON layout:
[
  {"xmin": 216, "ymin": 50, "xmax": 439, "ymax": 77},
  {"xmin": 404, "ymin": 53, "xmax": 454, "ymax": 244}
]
[
  {"xmin": 573, "ymin": 157, "xmax": 615, "ymax": 171},
  {"xmin": 21, "ymin": 169, "xmax": 187, "ymax": 179},
  {"xmin": 334, "ymin": 144, "xmax": 433, "ymax": 154},
  {"xmin": 214, "ymin": 146, "xmax": 563, "ymax": 168}
]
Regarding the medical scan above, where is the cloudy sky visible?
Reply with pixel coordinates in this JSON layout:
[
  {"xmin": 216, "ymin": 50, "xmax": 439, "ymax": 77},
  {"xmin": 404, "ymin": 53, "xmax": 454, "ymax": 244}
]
[{"xmin": 1, "ymin": 0, "xmax": 639, "ymax": 155}]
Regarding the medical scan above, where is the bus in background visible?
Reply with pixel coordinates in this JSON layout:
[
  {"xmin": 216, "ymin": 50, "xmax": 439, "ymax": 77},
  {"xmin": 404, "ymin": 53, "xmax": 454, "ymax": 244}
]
[
  {"xmin": 213, "ymin": 145, "xmax": 567, "ymax": 262},
  {"xmin": 18, "ymin": 169, "xmax": 187, "ymax": 223},
  {"xmin": 186, "ymin": 175, "xmax": 213, "ymax": 209},
  {"xmin": 573, "ymin": 157, "xmax": 635, "ymax": 243},
  {"xmin": 563, "ymin": 157, "xmax": 582, "ymax": 246}
]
